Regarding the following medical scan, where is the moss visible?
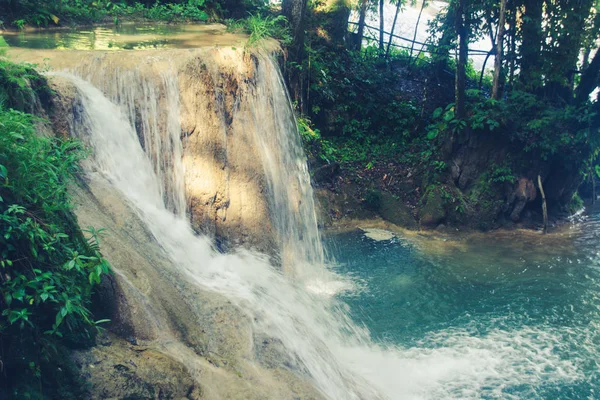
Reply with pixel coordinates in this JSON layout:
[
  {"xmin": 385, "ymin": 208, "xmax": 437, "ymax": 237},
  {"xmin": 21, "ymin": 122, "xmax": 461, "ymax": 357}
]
[
  {"xmin": 419, "ymin": 187, "xmax": 446, "ymax": 227},
  {"xmin": 378, "ymin": 191, "xmax": 418, "ymax": 229},
  {"xmin": 0, "ymin": 59, "xmax": 53, "ymax": 112},
  {"xmin": 566, "ymin": 192, "xmax": 584, "ymax": 214},
  {"xmin": 363, "ymin": 189, "xmax": 382, "ymax": 211}
]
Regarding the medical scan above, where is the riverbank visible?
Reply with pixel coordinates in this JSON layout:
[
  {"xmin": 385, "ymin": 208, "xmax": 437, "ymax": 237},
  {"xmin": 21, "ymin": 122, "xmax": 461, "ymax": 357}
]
[{"xmin": 312, "ymin": 168, "xmax": 578, "ymax": 234}]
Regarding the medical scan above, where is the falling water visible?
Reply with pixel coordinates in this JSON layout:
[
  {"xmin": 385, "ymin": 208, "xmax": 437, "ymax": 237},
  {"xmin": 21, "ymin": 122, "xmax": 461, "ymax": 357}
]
[
  {"xmin": 235, "ymin": 57, "xmax": 325, "ymax": 278},
  {"xmin": 68, "ymin": 61, "xmax": 187, "ymax": 217},
  {"xmin": 52, "ymin": 53, "xmax": 584, "ymax": 400},
  {"xmin": 55, "ymin": 67, "xmax": 382, "ymax": 399}
]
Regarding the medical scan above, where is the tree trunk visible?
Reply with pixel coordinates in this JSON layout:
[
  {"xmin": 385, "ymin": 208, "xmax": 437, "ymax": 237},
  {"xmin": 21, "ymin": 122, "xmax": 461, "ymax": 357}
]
[
  {"xmin": 507, "ymin": 3, "xmax": 516, "ymax": 91},
  {"xmin": 479, "ymin": 50, "xmax": 493, "ymax": 90},
  {"xmin": 519, "ymin": 0, "xmax": 543, "ymax": 91},
  {"xmin": 576, "ymin": 48, "xmax": 600, "ymax": 103},
  {"xmin": 379, "ymin": 0, "xmax": 385, "ymax": 55},
  {"xmin": 408, "ymin": 0, "xmax": 427, "ymax": 63},
  {"xmin": 538, "ymin": 175, "xmax": 548, "ymax": 234},
  {"xmin": 491, "ymin": 0, "xmax": 507, "ymax": 99},
  {"xmin": 355, "ymin": 0, "xmax": 368, "ymax": 50},
  {"xmin": 283, "ymin": 0, "xmax": 308, "ymax": 61},
  {"xmin": 432, "ymin": 2, "xmax": 456, "ymax": 82},
  {"xmin": 385, "ymin": 0, "xmax": 402, "ymax": 59},
  {"xmin": 455, "ymin": 0, "xmax": 468, "ymax": 119},
  {"xmin": 283, "ymin": 0, "xmax": 309, "ymax": 110},
  {"xmin": 545, "ymin": 0, "xmax": 594, "ymax": 102},
  {"xmin": 326, "ymin": 0, "xmax": 351, "ymax": 45}
]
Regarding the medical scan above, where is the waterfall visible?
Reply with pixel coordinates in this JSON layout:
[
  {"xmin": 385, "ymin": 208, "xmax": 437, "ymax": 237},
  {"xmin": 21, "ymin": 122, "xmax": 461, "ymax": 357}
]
[
  {"xmin": 234, "ymin": 57, "xmax": 326, "ymax": 279},
  {"xmin": 53, "ymin": 62, "xmax": 383, "ymax": 399},
  {"xmin": 53, "ymin": 51, "xmax": 563, "ymax": 400}
]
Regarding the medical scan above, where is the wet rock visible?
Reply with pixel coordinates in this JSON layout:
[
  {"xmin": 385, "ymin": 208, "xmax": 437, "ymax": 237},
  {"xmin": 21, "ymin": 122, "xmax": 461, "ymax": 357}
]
[
  {"xmin": 378, "ymin": 191, "xmax": 418, "ymax": 230},
  {"xmin": 72, "ymin": 334, "xmax": 202, "ymax": 400},
  {"xmin": 312, "ymin": 162, "xmax": 340, "ymax": 184},
  {"xmin": 509, "ymin": 178, "xmax": 537, "ymax": 222},
  {"xmin": 420, "ymin": 189, "xmax": 447, "ymax": 227}
]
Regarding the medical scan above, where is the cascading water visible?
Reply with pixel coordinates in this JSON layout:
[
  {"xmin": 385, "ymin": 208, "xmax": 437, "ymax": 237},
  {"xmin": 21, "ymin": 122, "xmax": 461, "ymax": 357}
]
[
  {"xmin": 49, "ymin": 50, "xmax": 585, "ymax": 400},
  {"xmin": 53, "ymin": 64, "xmax": 383, "ymax": 399}
]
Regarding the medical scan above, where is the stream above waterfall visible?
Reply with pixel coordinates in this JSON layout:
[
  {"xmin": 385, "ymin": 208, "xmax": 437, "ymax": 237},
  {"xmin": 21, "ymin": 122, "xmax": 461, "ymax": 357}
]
[{"xmin": 1, "ymin": 23, "xmax": 245, "ymax": 50}]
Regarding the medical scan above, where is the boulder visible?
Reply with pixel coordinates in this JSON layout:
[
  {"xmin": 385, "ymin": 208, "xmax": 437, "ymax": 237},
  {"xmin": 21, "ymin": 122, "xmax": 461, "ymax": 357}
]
[
  {"xmin": 509, "ymin": 177, "xmax": 537, "ymax": 222},
  {"xmin": 378, "ymin": 191, "xmax": 418, "ymax": 229},
  {"xmin": 420, "ymin": 188, "xmax": 447, "ymax": 227}
]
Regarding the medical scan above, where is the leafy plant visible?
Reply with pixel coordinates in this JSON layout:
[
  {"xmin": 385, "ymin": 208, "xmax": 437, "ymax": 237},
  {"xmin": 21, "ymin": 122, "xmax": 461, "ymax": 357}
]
[
  {"xmin": 228, "ymin": 13, "xmax": 291, "ymax": 47},
  {"xmin": 0, "ymin": 103, "xmax": 110, "ymax": 393}
]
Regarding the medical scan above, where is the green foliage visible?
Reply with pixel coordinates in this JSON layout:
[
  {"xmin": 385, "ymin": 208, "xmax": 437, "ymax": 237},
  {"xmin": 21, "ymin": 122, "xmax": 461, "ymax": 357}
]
[
  {"xmin": 112, "ymin": 1, "xmax": 212, "ymax": 22},
  {"xmin": 566, "ymin": 192, "xmax": 584, "ymax": 214},
  {"xmin": 1, "ymin": 0, "xmax": 266, "ymax": 26},
  {"xmin": 227, "ymin": 14, "xmax": 291, "ymax": 47},
  {"xmin": 363, "ymin": 189, "xmax": 382, "ymax": 210},
  {"xmin": 426, "ymin": 103, "xmax": 466, "ymax": 140},
  {"xmin": 298, "ymin": 115, "xmax": 338, "ymax": 163},
  {"xmin": 0, "ymin": 58, "xmax": 53, "ymax": 112},
  {"xmin": 0, "ymin": 101, "xmax": 110, "ymax": 393},
  {"xmin": 487, "ymin": 164, "xmax": 516, "ymax": 184}
]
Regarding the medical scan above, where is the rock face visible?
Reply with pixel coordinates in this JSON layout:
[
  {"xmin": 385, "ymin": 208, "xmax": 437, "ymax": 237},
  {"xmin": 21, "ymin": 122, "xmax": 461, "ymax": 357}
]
[
  {"xmin": 33, "ymin": 46, "xmax": 324, "ymax": 399},
  {"xmin": 69, "ymin": 171, "xmax": 323, "ymax": 400},
  {"xmin": 419, "ymin": 188, "xmax": 446, "ymax": 227},
  {"xmin": 177, "ymin": 50, "xmax": 277, "ymax": 254},
  {"xmin": 378, "ymin": 191, "xmax": 418, "ymax": 229},
  {"xmin": 72, "ymin": 334, "xmax": 202, "ymax": 399},
  {"xmin": 447, "ymin": 128, "xmax": 582, "ymax": 226},
  {"xmin": 509, "ymin": 177, "xmax": 537, "ymax": 222},
  {"xmin": 31, "ymin": 45, "xmax": 285, "ymax": 256}
]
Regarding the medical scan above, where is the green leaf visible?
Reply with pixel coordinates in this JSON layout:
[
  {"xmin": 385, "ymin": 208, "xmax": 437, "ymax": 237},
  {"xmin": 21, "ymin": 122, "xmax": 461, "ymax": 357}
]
[{"xmin": 427, "ymin": 130, "xmax": 439, "ymax": 140}]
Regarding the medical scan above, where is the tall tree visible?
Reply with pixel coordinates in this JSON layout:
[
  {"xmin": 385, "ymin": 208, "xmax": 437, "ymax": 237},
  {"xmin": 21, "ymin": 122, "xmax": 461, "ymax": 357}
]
[
  {"xmin": 379, "ymin": 0, "xmax": 385, "ymax": 54},
  {"xmin": 543, "ymin": 0, "xmax": 595, "ymax": 101},
  {"xmin": 455, "ymin": 0, "xmax": 468, "ymax": 119},
  {"xmin": 283, "ymin": 0, "xmax": 309, "ymax": 110},
  {"xmin": 386, "ymin": 0, "xmax": 403, "ymax": 58},
  {"xmin": 283, "ymin": 0, "xmax": 308, "ymax": 61},
  {"xmin": 408, "ymin": 0, "xmax": 427, "ymax": 63},
  {"xmin": 355, "ymin": 0, "xmax": 369, "ymax": 50},
  {"xmin": 576, "ymin": 48, "xmax": 600, "ymax": 103},
  {"xmin": 323, "ymin": 0, "xmax": 352, "ymax": 44},
  {"xmin": 519, "ymin": 0, "xmax": 543, "ymax": 91},
  {"xmin": 432, "ymin": 2, "xmax": 457, "ymax": 82},
  {"xmin": 492, "ymin": 0, "xmax": 507, "ymax": 99}
]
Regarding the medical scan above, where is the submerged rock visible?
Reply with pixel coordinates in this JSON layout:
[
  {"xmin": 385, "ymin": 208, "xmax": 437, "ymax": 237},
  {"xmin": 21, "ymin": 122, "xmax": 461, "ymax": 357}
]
[{"xmin": 361, "ymin": 227, "xmax": 395, "ymax": 241}]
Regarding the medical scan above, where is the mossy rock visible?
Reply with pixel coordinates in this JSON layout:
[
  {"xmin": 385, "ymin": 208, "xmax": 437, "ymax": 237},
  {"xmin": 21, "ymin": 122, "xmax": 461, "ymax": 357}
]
[
  {"xmin": 378, "ymin": 191, "xmax": 418, "ymax": 230},
  {"xmin": 71, "ymin": 334, "xmax": 202, "ymax": 400},
  {"xmin": 419, "ymin": 188, "xmax": 447, "ymax": 227}
]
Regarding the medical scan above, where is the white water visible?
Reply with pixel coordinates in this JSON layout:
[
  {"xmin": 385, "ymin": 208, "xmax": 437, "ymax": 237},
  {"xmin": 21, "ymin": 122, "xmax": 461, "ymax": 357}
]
[{"xmin": 56, "ymin": 57, "xmax": 581, "ymax": 399}]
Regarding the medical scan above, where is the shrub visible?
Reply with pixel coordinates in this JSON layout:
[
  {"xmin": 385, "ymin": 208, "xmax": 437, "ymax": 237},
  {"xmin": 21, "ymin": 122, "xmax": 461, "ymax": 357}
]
[
  {"xmin": 227, "ymin": 13, "xmax": 291, "ymax": 47},
  {"xmin": 0, "ymin": 106, "xmax": 111, "ymax": 396}
]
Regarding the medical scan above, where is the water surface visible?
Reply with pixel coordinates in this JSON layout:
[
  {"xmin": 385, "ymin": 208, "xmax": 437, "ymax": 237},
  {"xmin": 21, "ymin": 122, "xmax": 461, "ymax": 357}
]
[
  {"xmin": 327, "ymin": 216, "xmax": 600, "ymax": 398},
  {"xmin": 1, "ymin": 23, "xmax": 244, "ymax": 50}
]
